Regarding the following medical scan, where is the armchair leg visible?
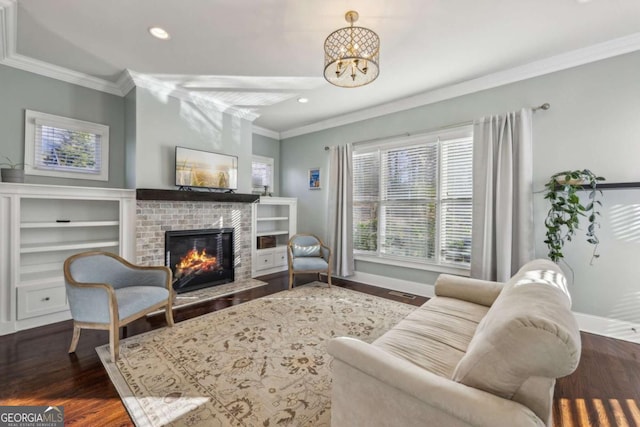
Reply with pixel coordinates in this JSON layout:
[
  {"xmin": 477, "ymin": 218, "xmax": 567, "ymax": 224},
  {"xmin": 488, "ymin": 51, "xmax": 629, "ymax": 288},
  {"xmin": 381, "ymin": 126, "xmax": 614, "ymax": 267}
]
[
  {"xmin": 68, "ymin": 324, "xmax": 81, "ymax": 354},
  {"xmin": 289, "ymin": 270, "xmax": 294, "ymax": 290},
  {"xmin": 109, "ymin": 325, "xmax": 120, "ymax": 362},
  {"xmin": 327, "ymin": 270, "xmax": 332, "ymax": 288},
  {"xmin": 165, "ymin": 304, "xmax": 174, "ymax": 327}
]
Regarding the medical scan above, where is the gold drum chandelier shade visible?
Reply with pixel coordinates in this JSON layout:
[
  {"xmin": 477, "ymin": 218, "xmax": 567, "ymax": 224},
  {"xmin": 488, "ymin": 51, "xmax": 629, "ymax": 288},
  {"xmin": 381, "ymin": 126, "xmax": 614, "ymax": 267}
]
[{"xmin": 324, "ymin": 11, "xmax": 380, "ymax": 88}]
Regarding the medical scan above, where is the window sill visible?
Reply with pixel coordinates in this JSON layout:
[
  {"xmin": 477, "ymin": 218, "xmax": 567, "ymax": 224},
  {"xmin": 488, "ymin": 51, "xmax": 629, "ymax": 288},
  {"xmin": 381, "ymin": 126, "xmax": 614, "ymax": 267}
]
[{"xmin": 354, "ymin": 254, "xmax": 470, "ymax": 276}]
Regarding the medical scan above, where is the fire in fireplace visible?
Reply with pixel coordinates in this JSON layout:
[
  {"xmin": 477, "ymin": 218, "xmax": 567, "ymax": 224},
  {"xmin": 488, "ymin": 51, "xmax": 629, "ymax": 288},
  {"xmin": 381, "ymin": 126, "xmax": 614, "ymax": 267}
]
[{"xmin": 165, "ymin": 228, "xmax": 234, "ymax": 293}]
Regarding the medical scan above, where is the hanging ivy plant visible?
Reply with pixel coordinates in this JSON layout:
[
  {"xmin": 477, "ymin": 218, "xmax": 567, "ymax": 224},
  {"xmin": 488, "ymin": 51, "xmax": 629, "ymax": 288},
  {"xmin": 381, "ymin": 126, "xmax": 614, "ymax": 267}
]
[{"xmin": 544, "ymin": 169, "xmax": 605, "ymax": 264}]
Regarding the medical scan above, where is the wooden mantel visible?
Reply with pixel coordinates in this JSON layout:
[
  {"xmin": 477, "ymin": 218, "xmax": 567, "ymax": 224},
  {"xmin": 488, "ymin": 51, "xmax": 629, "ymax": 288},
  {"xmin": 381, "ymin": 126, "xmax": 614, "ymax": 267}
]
[{"xmin": 136, "ymin": 188, "xmax": 259, "ymax": 203}]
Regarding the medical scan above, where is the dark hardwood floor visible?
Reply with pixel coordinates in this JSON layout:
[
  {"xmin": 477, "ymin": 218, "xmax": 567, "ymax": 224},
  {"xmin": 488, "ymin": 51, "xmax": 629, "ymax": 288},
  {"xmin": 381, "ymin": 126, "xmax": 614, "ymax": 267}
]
[{"xmin": 0, "ymin": 273, "xmax": 638, "ymax": 426}]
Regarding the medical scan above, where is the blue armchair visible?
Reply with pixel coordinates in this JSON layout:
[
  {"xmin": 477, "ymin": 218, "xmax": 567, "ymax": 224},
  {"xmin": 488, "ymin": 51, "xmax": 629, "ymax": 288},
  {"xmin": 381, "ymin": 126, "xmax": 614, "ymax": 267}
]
[
  {"xmin": 64, "ymin": 251, "xmax": 174, "ymax": 362},
  {"xmin": 287, "ymin": 234, "xmax": 332, "ymax": 290}
]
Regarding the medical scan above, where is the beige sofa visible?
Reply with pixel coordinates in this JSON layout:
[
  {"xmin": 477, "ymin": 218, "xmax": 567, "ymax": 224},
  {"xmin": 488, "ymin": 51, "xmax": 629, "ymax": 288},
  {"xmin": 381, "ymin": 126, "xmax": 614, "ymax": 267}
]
[{"xmin": 328, "ymin": 259, "xmax": 581, "ymax": 427}]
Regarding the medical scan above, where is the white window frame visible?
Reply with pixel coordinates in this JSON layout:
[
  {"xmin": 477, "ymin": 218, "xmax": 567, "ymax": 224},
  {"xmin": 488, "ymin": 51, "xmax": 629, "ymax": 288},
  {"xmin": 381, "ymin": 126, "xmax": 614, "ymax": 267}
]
[
  {"xmin": 24, "ymin": 110, "xmax": 110, "ymax": 181},
  {"xmin": 251, "ymin": 155, "xmax": 275, "ymax": 193},
  {"xmin": 352, "ymin": 125, "xmax": 473, "ymax": 274}
]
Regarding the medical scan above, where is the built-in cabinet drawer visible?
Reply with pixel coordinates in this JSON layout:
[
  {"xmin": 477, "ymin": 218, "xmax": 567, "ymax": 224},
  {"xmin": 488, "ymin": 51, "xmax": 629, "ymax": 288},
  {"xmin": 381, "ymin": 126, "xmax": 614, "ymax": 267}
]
[
  {"xmin": 256, "ymin": 252, "xmax": 275, "ymax": 270},
  {"xmin": 274, "ymin": 248, "xmax": 287, "ymax": 267},
  {"xmin": 17, "ymin": 283, "xmax": 68, "ymax": 320}
]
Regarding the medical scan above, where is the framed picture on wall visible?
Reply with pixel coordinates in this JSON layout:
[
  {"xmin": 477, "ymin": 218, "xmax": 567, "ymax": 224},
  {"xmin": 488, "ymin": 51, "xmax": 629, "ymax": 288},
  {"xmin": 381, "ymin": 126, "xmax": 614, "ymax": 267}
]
[{"xmin": 309, "ymin": 168, "xmax": 321, "ymax": 190}]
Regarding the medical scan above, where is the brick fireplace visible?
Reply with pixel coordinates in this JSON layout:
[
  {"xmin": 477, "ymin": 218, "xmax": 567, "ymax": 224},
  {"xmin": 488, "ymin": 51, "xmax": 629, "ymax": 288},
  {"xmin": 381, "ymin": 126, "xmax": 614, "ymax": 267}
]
[{"xmin": 135, "ymin": 189, "xmax": 259, "ymax": 284}]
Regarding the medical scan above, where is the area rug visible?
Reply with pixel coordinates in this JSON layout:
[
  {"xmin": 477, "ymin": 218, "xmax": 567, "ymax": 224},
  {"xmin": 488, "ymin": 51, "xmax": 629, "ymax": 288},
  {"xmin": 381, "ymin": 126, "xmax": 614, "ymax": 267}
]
[
  {"xmin": 148, "ymin": 279, "xmax": 268, "ymax": 315},
  {"xmin": 97, "ymin": 283, "xmax": 415, "ymax": 426}
]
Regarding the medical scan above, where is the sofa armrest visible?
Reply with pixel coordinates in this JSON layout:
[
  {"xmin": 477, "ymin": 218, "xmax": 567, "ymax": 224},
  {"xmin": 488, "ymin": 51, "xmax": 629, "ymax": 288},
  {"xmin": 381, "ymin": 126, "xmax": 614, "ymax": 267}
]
[
  {"xmin": 328, "ymin": 337, "xmax": 543, "ymax": 427},
  {"xmin": 434, "ymin": 274, "xmax": 504, "ymax": 307}
]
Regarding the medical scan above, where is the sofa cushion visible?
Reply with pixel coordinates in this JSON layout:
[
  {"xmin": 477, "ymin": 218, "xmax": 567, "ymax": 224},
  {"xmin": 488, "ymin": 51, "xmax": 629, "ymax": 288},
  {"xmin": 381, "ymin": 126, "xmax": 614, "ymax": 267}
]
[
  {"xmin": 435, "ymin": 274, "xmax": 504, "ymax": 307},
  {"xmin": 452, "ymin": 260, "xmax": 581, "ymax": 402},
  {"xmin": 374, "ymin": 297, "xmax": 490, "ymax": 377}
]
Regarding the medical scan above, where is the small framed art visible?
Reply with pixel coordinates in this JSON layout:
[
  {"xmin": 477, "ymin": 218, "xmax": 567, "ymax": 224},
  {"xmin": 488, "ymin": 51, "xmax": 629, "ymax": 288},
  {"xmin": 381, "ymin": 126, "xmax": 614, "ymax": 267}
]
[{"xmin": 309, "ymin": 168, "xmax": 321, "ymax": 190}]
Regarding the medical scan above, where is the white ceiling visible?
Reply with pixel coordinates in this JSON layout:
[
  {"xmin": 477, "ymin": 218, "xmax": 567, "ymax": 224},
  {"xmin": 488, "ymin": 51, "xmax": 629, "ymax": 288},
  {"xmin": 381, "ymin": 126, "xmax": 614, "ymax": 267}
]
[{"xmin": 3, "ymin": 0, "xmax": 640, "ymax": 135}]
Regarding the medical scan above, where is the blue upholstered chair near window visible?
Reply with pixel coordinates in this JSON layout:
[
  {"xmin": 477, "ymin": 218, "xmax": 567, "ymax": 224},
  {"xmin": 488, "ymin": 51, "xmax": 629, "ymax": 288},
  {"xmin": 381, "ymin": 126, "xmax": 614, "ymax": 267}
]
[
  {"xmin": 287, "ymin": 234, "xmax": 332, "ymax": 290},
  {"xmin": 63, "ymin": 251, "xmax": 174, "ymax": 362}
]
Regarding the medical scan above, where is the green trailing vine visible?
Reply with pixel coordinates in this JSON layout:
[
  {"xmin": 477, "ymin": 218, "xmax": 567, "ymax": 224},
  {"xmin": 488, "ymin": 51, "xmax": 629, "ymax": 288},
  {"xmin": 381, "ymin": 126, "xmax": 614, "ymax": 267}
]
[{"xmin": 544, "ymin": 169, "xmax": 605, "ymax": 265}]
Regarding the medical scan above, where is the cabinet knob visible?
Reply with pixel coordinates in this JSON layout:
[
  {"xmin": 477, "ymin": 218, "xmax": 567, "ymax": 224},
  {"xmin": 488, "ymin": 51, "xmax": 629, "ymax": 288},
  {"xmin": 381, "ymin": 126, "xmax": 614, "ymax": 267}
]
[{"xmin": 42, "ymin": 297, "xmax": 50, "ymax": 301}]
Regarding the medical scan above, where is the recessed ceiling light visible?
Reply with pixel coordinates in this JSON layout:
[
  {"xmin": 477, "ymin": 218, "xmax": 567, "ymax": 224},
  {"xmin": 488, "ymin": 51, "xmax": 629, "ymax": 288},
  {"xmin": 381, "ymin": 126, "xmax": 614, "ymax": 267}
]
[
  {"xmin": 149, "ymin": 27, "xmax": 170, "ymax": 40},
  {"xmin": 297, "ymin": 97, "xmax": 309, "ymax": 103}
]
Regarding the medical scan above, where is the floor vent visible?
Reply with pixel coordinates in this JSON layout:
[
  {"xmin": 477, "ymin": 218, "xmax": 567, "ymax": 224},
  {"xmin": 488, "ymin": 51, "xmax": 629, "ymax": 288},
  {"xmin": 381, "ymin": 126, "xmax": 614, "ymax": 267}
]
[{"xmin": 388, "ymin": 291, "xmax": 417, "ymax": 300}]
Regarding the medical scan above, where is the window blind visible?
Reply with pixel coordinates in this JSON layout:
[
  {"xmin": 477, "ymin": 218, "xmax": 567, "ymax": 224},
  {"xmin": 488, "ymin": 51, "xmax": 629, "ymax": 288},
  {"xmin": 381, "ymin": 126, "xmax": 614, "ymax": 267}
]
[
  {"xmin": 353, "ymin": 151, "xmax": 379, "ymax": 251},
  {"xmin": 252, "ymin": 159, "xmax": 273, "ymax": 190},
  {"xmin": 440, "ymin": 138, "xmax": 473, "ymax": 264},
  {"xmin": 34, "ymin": 121, "xmax": 102, "ymax": 174},
  {"xmin": 352, "ymin": 128, "xmax": 473, "ymax": 268},
  {"xmin": 24, "ymin": 110, "xmax": 109, "ymax": 181}
]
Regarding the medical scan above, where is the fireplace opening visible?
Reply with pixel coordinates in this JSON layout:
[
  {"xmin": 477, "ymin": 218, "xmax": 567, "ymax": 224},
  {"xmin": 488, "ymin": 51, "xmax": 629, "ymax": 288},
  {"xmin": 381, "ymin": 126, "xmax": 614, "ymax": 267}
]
[{"xmin": 165, "ymin": 228, "xmax": 234, "ymax": 293}]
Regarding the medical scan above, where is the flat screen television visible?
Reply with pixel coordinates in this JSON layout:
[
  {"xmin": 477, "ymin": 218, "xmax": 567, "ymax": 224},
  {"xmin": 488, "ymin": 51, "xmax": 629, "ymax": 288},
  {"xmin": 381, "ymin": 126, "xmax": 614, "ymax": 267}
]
[{"xmin": 175, "ymin": 146, "xmax": 238, "ymax": 190}]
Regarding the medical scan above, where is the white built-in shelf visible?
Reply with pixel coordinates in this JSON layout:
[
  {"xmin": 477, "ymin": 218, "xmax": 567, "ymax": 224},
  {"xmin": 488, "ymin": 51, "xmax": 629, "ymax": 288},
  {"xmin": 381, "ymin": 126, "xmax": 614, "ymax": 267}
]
[
  {"xmin": 257, "ymin": 216, "xmax": 288, "ymax": 222},
  {"xmin": 0, "ymin": 183, "xmax": 136, "ymax": 334},
  {"xmin": 21, "ymin": 220, "xmax": 119, "ymax": 229},
  {"xmin": 251, "ymin": 197, "xmax": 297, "ymax": 278},
  {"xmin": 256, "ymin": 230, "xmax": 289, "ymax": 237},
  {"xmin": 20, "ymin": 271, "xmax": 64, "ymax": 286},
  {"xmin": 256, "ymin": 245, "xmax": 288, "ymax": 252},
  {"xmin": 21, "ymin": 240, "xmax": 119, "ymax": 254}
]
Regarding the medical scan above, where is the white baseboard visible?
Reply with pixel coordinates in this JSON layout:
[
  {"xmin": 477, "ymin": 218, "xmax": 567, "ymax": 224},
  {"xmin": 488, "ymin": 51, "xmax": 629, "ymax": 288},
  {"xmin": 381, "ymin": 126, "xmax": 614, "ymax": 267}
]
[
  {"xmin": 572, "ymin": 312, "xmax": 640, "ymax": 344},
  {"xmin": 0, "ymin": 322, "xmax": 15, "ymax": 336},
  {"xmin": 342, "ymin": 271, "xmax": 640, "ymax": 344},
  {"xmin": 342, "ymin": 271, "xmax": 435, "ymax": 298}
]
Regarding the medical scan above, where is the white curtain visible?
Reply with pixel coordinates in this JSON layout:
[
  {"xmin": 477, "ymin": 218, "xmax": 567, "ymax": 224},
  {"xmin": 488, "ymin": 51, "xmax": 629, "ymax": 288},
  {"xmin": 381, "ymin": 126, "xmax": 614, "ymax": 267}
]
[
  {"xmin": 326, "ymin": 144, "xmax": 355, "ymax": 277},
  {"xmin": 471, "ymin": 108, "xmax": 534, "ymax": 282}
]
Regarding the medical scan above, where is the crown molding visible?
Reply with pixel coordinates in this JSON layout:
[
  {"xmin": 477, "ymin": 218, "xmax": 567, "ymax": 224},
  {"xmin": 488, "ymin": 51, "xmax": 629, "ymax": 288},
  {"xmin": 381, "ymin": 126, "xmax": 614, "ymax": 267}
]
[
  {"xmin": 2, "ymin": 0, "xmax": 640, "ymax": 137},
  {"xmin": 127, "ymin": 70, "xmax": 260, "ymax": 121},
  {"xmin": 252, "ymin": 125, "xmax": 280, "ymax": 139},
  {"xmin": 116, "ymin": 69, "xmax": 136, "ymax": 96},
  {"xmin": 0, "ymin": 0, "xmax": 124, "ymax": 95},
  {"xmin": 2, "ymin": 53, "xmax": 124, "ymax": 95},
  {"xmin": 280, "ymin": 32, "xmax": 640, "ymax": 139}
]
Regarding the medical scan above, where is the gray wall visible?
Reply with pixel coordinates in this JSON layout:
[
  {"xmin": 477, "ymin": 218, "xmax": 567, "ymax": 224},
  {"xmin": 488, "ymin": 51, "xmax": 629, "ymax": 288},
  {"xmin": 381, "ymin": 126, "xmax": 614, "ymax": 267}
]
[
  {"xmin": 0, "ymin": 64, "xmax": 126, "ymax": 187},
  {"xmin": 132, "ymin": 87, "xmax": 253, "ymax": 192},
  {"xmin": 124, "ymin": 89, "xmax": 136, "ymax": 189},
  {"xmin": 280, "ymin": 51, "xmax": 640, "ymax": 321},
  {"xmin": 252, "ymin": 133, "xmax": 281, "ymax": 196}
]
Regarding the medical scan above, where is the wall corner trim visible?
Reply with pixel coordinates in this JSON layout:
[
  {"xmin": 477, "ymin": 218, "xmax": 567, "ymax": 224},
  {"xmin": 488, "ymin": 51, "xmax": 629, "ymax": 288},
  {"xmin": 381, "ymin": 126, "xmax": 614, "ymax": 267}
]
[{"xmin": 0, "ymin": 0, "xmax": 17, "ymax": 61}]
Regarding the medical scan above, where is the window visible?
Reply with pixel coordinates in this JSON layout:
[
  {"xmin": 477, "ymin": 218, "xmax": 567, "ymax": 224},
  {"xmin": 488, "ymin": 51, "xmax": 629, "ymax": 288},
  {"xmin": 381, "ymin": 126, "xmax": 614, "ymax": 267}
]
[
  {"xmin": 24, "ymin": 110, "xmax": 109, "ymax": 181},
  {"xmin": 352, "ymin": 126, "xmax": 473, "ymax": 269},
  {"xmin": 252, "ymin": 155, "xmax": 274, "ymax": 193}
]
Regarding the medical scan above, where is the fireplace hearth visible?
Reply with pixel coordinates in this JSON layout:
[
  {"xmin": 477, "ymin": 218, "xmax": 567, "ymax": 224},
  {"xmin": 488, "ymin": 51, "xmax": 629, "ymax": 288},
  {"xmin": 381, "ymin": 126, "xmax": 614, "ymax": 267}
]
[{"xmin": 165, "ymin": 228, "xmax": 234, "ymax": 293}]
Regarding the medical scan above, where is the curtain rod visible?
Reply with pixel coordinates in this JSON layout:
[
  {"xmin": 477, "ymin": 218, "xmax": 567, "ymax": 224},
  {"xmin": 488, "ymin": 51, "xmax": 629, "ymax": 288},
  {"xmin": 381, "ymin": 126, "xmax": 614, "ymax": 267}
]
[
  {"xmin": 533, "ymin": 102, "xmax": 551, "ymax": 112},
  {"xmin": 324, "ymin": 102, "xmax": 550, "ymax": 150}
]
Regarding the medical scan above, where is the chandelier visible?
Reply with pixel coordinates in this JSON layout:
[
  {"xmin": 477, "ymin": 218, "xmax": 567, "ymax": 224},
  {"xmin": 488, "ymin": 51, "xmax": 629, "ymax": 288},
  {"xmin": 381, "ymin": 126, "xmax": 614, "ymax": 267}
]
[{"xmin": 323, "ymin": 10, "xmax": 380, "ymax": 88}]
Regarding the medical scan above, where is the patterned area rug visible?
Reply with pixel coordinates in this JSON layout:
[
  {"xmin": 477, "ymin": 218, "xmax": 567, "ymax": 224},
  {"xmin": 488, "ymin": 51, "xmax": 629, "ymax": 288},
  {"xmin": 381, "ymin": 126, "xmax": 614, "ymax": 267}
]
[
  {"xmin": 148, "ymin": 279, "xmax": 268, "ymax": 315},
  {"xmin": 97, "ymin": 283, "xmax": 415, "ymax": 426}
]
